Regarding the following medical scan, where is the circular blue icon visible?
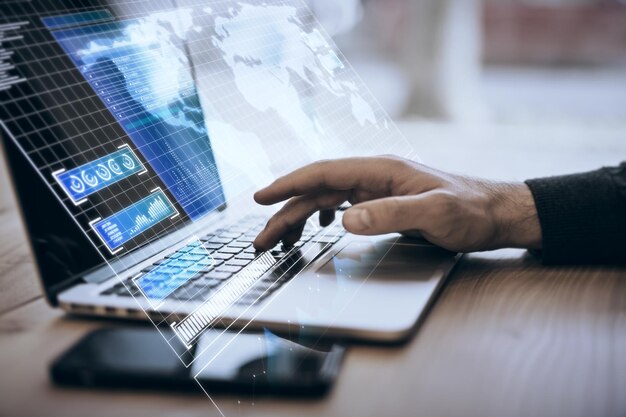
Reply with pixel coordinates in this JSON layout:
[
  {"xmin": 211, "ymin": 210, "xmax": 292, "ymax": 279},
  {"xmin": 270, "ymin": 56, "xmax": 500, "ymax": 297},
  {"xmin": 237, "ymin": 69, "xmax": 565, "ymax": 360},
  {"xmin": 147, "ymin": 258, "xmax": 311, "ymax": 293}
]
[
  {"xmin": 95, "ymin": 164, "xmax": 112, "ymax": 181},
  {"xmin": 108, "ymin": 158, "xmax": 123, "ymax": 175},
  {"xmin": 81, "ymin": 170, "xmax": 99, "ymax": 187},
  {"xmin": 69, "ymin": 175, "xmax": 85, "ymax": 193},
  {"xmin": 121, "ymin": 154, "xmax": 136, "ymax": 170}
]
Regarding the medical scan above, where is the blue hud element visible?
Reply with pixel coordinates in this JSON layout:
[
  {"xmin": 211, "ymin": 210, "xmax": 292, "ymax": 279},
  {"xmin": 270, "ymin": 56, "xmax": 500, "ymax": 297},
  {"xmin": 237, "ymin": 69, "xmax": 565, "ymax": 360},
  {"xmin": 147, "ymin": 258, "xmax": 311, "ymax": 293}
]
[
  {"xmin": 91, "ymin": 189, "xmax": 178, "ymax": 252},
  {"xmin": 53, "ymin": 145, "xmax": 145, "ymax": 204},
  {"xmin": 44, "ymin": 13, "xmax": 226, "ymax": 220},
  {"xmin": 41, "ymin": 10, "xmax": 114, "ymax": 30},
  {"xmin": 134, "ymin": 240, "xmax": 214, "ymax": 307}
]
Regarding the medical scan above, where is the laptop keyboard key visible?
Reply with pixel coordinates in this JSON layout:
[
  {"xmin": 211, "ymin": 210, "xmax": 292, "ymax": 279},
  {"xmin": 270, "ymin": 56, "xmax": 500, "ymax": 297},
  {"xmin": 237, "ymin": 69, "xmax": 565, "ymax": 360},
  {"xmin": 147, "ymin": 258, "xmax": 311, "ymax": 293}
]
[
  {"xmin": 226, "ymin": 259, "xmax": 250, "ymax": 267},
  {"xmin": 189, "ymin": 247, "xmax": 211, "ymax": 256},
  {"xmin": 166, "ymin": 259, "xmax": 194, "ymax": 269},
  {"xmin": 219, "ymin": 232, "xmax": 241, "ymax": 239},
  {"xmin": 211, "ymin": 252, "xmax": 234, "ymax": 260},
  {"xmin": 179, "ymin": 254, "xmax": 205, "ymax": 262},
  {"xmin": 215, "ymin": 265, "xmax": 242, "ymax": 274},
  {"xmin": 202, "ymin": 243, "xmax": 223, "ymax": 250},
  {"xmin": 221, "ymin": 246, "xmax": 243, "ymax": 254},
  {"xmin": 229, "ymin": 241, "xmax": 250, "ymax": 248},
  {"xmin": 209, "ymin": 237, "xmax": 232, "ymax": 245},
  {"xmin": 204, "ymin": 271, "xmax": 233, "ymax": 280}
]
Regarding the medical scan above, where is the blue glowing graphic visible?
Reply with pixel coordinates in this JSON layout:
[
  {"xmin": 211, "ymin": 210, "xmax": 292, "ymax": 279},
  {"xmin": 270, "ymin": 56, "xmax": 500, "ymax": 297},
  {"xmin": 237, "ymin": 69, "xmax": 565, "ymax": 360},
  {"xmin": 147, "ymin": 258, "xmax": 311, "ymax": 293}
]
[
  {"xmin": 40, "ymin": 10, "xmax": 114, "ymax": 30},
  {"xmin": 53, "ymin": 145, "xmax": 145, "ymax": 203},
  {"xmin": 91, "ymin": 189, "xmax": 178, "ymax": 252},
  {"xmin": 44, "ymin": 12, "xmax": 226, "ymax": 220},
  {"xmin": 134, "ymin": 240, "xmax": 214, "ymax": 307}
]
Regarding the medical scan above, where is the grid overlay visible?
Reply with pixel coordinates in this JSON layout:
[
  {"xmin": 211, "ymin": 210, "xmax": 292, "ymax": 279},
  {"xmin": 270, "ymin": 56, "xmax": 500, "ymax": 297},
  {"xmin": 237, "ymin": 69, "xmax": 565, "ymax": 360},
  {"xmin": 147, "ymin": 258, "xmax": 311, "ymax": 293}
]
[{"xmin": 1, "ymin": 0, "xmax": 418, "ymax": 409}]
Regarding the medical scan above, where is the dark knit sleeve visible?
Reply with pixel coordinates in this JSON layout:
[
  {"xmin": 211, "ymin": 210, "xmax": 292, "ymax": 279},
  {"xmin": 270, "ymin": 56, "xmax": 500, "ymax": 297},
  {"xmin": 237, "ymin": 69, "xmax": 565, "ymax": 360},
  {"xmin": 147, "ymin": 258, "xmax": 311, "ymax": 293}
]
[{"xmin": 525, "ymin": 162, "xmax": 626, "ymax": 265}]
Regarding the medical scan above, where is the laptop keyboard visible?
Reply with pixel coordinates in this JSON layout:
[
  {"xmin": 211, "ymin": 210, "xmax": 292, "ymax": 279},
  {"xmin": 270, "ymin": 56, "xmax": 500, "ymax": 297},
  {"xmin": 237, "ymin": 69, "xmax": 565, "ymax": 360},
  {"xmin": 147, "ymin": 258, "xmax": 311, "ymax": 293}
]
[{"xmin": 100, "ymin": 215, "xmax": 345, "ymax": 307}]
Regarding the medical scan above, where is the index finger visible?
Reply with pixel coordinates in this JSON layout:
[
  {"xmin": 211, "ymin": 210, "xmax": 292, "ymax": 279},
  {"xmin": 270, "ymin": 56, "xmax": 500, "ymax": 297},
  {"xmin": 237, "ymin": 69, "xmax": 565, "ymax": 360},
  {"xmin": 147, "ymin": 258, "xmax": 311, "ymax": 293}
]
[{"xmin": 254, "ymin": 157, "xmax": 391, "ymax": 205}]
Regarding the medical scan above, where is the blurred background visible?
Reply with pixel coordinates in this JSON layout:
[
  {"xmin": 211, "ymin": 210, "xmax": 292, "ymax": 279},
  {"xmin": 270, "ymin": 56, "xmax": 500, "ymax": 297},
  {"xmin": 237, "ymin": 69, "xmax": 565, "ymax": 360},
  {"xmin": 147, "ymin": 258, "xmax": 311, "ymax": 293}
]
[
  {"xmin": 297, "ymin": 0, "xmax": 626, "ymax": 182},
  {"xmin": 309, "ymin": 0, "xmax": 626, "ymax": 123}
]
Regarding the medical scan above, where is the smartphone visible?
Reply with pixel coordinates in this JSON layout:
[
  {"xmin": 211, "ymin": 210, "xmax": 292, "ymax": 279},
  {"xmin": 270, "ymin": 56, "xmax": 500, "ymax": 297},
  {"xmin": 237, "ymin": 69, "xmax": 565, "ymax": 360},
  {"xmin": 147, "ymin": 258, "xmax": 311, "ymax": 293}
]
[{"xmin": 50, "ymin": 327, "xmax": 346, "ymax": 397}]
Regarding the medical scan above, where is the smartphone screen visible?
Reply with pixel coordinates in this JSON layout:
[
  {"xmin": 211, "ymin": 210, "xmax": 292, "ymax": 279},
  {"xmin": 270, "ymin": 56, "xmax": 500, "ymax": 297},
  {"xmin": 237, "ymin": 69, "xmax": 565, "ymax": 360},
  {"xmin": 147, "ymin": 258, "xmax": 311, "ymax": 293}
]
[
  {"xmin": 51, "ymin": 327, "xmax": 345, "ymax": 396},
  {"xmin": 192, "ymin": 329, "xmax": 345, "ymax": 395}
]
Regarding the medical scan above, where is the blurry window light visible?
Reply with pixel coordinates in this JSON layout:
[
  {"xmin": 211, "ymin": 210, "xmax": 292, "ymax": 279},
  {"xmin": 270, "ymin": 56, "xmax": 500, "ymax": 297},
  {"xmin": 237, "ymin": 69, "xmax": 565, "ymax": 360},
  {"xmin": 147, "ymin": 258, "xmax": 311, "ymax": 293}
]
[{"xmin": 306, "ymin": 0, "xmax": 363, "ymax": 36}]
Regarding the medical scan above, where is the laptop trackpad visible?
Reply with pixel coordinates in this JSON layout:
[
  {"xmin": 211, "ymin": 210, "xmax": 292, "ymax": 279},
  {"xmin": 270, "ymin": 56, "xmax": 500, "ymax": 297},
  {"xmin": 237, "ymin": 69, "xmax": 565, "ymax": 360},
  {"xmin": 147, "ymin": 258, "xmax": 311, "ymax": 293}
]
[{"xmin": 316, "ymin": 239, "xmax": 453, "ymax": 282}]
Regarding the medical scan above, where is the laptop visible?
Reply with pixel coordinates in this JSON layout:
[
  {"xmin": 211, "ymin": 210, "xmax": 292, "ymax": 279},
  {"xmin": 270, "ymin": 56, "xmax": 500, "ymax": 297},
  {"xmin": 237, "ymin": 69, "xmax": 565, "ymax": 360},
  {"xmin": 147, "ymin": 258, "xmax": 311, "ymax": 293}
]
[{"xmin": 0, "ymin": 0, "xmax": 459, "ymax": 349}]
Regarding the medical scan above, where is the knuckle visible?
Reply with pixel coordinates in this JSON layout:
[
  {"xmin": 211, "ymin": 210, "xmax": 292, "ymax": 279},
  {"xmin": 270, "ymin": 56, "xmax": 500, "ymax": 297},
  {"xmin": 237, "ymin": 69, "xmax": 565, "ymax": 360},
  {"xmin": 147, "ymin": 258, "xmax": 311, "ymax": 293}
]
[
  {"xmin": 314, "ymin": 161, "xmax": 332, "ymax": 188},
  {"xmin": 312, "ymin": 159, "xmax": 332, "ymax": 172},
  {"xmin": 431, "ymin": 191, "xmax": 458, "ymax": 213},
  {"xmin": 275, "ymin": 216, "xmax": 292, "ymax": 231},
  {"xmin": 267, "ymin": 215, "xmax": 288, "ymax": 231},
  {"xmin": 384, "ymin": 155, "xmax": 413, "ymax": 174},
  {"xmin": 379, "ymin": 154, "xmax": 401, "ymax": 167}
]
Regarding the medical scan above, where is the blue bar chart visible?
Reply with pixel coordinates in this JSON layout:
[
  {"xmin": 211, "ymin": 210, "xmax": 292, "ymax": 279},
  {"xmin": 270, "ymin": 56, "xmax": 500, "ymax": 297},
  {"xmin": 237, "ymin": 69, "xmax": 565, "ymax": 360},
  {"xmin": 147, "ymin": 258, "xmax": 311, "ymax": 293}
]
[{"xmin": 90, "ymin": 189, "xmax": 178, "ymax": 253}]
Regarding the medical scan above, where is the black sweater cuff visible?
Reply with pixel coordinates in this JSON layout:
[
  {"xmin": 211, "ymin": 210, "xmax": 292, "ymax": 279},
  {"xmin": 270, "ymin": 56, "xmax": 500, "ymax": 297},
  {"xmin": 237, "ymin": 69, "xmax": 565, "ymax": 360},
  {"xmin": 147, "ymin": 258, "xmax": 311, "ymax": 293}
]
[{"xmin": 525, "ymin": 164, "xmax": 626, "ymax": 265}]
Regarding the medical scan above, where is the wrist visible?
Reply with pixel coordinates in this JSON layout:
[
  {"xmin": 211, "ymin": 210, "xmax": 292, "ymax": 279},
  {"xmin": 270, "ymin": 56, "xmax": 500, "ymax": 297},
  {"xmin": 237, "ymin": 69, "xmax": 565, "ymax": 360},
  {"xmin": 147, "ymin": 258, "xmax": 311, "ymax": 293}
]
[{"xmin": 488, "ymin": 182, "xmax": 542, "ymax": 250}]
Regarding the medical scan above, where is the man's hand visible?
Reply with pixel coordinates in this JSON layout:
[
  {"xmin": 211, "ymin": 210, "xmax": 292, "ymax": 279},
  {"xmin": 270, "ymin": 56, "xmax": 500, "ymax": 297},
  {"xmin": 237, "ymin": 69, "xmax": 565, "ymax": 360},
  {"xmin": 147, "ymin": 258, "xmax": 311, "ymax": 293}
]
[{"xmin": 253, "ymin": 156, "xmax": 542, "ymax": 253}]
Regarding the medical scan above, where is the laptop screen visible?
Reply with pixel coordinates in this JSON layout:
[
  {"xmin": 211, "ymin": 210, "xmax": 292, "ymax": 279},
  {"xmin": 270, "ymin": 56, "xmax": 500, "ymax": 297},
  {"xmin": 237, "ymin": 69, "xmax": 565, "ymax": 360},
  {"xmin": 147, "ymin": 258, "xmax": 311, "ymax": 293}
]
[
  {"xmin": 1, "ymin": 0, "xmax": 225, "ymax": 267},
  {"xmin": 1, "ymin": 1, "xmax": 232, "ymax": 300}
]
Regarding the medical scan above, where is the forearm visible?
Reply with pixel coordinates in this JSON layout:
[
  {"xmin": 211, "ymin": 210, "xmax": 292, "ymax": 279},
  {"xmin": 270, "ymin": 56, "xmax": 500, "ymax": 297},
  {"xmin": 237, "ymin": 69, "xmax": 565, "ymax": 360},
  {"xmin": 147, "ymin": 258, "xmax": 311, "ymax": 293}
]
[{"xmin": 524, "ymin": 163, "xmax": 626, "ymax": 265}]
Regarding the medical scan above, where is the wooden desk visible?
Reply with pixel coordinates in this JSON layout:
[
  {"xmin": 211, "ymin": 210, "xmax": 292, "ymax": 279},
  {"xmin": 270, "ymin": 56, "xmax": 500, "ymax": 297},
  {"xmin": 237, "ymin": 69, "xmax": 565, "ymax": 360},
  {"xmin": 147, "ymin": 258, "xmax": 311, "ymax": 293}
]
[{"xmin": 1, "ymin": 122, "xmax": 625, "ymax": 417}]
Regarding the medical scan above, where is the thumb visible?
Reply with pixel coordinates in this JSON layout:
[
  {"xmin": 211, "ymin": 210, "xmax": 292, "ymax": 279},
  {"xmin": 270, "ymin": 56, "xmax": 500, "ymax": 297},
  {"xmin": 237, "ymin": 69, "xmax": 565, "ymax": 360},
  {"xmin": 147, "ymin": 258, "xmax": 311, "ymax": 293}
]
[{"xmin": 342, "ymin": 195, "xmax": 427, "ymax": 235}]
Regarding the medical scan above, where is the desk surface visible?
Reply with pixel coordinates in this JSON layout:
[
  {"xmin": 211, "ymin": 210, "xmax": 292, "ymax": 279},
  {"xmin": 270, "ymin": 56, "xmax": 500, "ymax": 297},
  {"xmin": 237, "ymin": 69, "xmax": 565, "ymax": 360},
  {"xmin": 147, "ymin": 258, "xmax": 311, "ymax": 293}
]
[{"xmin": 1, "ymin": 121, "xmax": 625, "ymax": 417}]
